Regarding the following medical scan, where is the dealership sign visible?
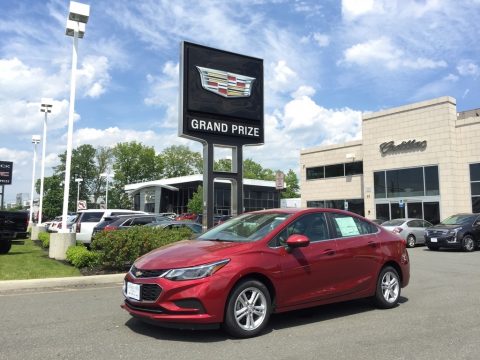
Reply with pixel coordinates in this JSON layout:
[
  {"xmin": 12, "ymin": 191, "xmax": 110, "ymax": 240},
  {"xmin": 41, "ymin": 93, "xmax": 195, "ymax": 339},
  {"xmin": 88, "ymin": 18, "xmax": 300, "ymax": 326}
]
[
  {"xmin": 380, "ymin": 139, "xmax": 427, "ymax": 155},
  {"xmin": 0, "ymin": 161, "xmax": 13, "ymax": 185},
  {"xmin": 179, "ymin": 41, "xmax": 264, "ymax": 145}
]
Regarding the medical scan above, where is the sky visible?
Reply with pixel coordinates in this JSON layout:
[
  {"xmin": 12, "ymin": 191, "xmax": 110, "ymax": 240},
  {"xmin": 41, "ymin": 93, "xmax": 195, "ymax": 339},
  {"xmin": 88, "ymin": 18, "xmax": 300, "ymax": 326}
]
[{"xmin": 1, "ymin": 0, "xmax": 479, "ymax": 204}]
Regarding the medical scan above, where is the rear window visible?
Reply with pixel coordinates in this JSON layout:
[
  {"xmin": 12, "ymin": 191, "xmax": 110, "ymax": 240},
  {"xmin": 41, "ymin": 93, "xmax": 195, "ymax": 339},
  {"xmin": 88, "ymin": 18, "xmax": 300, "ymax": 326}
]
[
  {"xmin": 80, "ymin": 212, "xmax": 104, "ymax": 222},
  {"xmin": 382, "ymin": 219, "xmax": 405, "ymax": 226}
]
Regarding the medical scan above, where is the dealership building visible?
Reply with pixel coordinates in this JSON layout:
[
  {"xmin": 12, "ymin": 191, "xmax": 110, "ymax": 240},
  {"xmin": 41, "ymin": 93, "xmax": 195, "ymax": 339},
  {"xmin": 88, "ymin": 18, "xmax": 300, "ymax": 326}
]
[
  {"xmin": 125, "ymin": 174, "xmax": 280, "ymax": 215},
  {"xmin": 300, "ymin": 96, "xmax": 480, "ymax": 224}
]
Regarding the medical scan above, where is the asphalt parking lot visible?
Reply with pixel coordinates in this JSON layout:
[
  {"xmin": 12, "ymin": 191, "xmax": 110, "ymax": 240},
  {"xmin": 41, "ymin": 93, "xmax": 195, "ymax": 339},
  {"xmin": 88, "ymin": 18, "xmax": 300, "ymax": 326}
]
[{"xmin": 1, "ymin": 246, "xmax": 479, "ymax": 360}]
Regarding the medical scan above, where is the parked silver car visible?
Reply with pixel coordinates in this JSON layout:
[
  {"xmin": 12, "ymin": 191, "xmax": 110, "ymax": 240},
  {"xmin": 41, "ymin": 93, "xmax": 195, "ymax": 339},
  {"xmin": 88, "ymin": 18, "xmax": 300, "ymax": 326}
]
[{"xmin": 381, "ymin": 218, "xmax": 433, "ymax": 248}]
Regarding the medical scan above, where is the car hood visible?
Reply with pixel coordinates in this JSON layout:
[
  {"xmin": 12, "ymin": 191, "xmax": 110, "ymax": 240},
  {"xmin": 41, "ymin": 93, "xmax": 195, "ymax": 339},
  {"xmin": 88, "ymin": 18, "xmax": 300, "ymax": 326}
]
[
  {"xmin": 134, "ymin": 239, "xmax": 252, "ymax": 270},
  {"xmin": 428, "ymin": 224, "xmax": 463, "ymax": 230}
]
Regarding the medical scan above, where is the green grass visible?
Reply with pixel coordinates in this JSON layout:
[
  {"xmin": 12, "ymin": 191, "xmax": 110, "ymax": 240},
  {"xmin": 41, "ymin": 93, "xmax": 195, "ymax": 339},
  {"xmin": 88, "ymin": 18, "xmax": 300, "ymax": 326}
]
[{"xmin": 0, "ymin": 239, "xmax": 82, "ymax": 280}]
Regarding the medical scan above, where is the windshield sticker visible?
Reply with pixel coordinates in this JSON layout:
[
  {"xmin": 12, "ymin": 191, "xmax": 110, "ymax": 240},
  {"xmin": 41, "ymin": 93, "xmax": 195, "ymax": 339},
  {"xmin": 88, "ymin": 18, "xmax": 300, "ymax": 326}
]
[{"xmin": 335, "ymin": 217, "xmax": 360, "ymax": 236}]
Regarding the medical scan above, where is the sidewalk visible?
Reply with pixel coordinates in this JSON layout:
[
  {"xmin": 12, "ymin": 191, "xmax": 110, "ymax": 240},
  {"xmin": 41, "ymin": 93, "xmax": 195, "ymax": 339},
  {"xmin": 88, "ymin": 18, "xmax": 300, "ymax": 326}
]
[{"xmin": 0, "ymin": 273, "xmax": 125, "ymax": 291}]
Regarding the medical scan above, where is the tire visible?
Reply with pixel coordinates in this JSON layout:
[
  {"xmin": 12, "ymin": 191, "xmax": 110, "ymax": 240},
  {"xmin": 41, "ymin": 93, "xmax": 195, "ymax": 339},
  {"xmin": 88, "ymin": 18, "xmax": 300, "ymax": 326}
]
[
  {"xmin": 373, "ymin": 266, "xmax": 401, "ymax": 309},
  {"xmin": 462, "ymin": 235, "xmax": 475, "ymax": 252},
  {"xmin": 223, "ymin": 279, "xmax": 271, "ymax": 338},
  {"xmin": 427, "ymin": 245, "xmax": 439, "ymax": 251},
  {"xmin": 0, "ymin": 240, "xmax": 12, "ymax": 254},
  {"xmin": 406, "ymin": 234, "xmax": 416, "ymax": 248}
]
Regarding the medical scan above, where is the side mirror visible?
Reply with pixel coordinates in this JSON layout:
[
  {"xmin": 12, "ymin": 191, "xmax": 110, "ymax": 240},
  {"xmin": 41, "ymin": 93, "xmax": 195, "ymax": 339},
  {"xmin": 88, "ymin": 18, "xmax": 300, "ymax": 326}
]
[{"xmin": 286, "ymin": 234, "xmax": 310, "ymax": 249}]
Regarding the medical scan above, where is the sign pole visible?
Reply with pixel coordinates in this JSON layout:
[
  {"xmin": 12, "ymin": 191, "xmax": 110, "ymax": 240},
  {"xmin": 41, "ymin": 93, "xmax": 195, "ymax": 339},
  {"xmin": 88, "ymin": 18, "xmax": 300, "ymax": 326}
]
[{"xmin": 1, "ymin": 185, "xmax": 4, "ymax": 210}]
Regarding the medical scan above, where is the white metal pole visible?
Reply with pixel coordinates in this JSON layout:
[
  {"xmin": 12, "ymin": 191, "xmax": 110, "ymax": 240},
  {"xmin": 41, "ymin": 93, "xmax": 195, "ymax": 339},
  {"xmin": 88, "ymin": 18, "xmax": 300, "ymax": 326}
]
[
  {"xmin": 61, "ymin": 24, "xmax": 78, "ymax": 232},
  {"xmin": 29, "ymin": 141, "xmax": 38, "ymax": 226},
  {"xmin": 76, "ymin": 180, "xmax": 80, "ymax": 206},
  {"xmin": 105, "ymin": 176, "xmax": 109, "ymax": 209},
  {"xmin": 38, "ymin": 112, "xmax": 48, "ymax": 224}
]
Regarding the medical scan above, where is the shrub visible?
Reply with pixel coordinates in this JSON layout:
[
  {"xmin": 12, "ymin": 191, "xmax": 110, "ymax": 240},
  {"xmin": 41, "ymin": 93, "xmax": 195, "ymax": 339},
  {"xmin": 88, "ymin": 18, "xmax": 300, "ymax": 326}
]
[
  {"xmin": 91, "ymin": 226, "xmax": 192, "ymax": 270},
  {"xmin": 38, "ymin": 232, "xmax": 50, "ymax": 249},
  {"xmin": 66, "ymin": 245, "xmax": 100, "ymax": 268}
]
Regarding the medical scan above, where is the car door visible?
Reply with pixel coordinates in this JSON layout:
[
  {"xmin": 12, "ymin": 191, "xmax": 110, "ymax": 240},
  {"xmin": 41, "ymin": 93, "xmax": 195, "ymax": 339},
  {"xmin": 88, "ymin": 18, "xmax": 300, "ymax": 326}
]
[
  {"xmin": 273, "ymin": 212, "xmax": 341, "ymax": 308},
  {"xmin": 407, "ymin": 220, "xmax": 423, "ymax": 240},
  {"xmin": 327, "ymin": 212, "xmax": 383, "ymax": 297}
]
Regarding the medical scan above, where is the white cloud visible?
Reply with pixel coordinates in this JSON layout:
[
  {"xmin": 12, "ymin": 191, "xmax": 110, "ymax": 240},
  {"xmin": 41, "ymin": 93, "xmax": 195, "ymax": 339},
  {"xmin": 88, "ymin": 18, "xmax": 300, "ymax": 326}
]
[
  {"xmin": 457, "ymin": 60, "xmax": 479, "ymax": 77},
  {"xmin": 342, "ymin": 0, "xmax": 376, "ymax": 20},
  {"xmin": 340, "ymin": 37, "xmax": 447, "ymax": 70},
  {"xmin": 77, "ymin": 56, "xmax": 111, "ymax": 98},
  {"xmin": 312, "ymin": 33, "xmax": 330, "ymax": 47}
]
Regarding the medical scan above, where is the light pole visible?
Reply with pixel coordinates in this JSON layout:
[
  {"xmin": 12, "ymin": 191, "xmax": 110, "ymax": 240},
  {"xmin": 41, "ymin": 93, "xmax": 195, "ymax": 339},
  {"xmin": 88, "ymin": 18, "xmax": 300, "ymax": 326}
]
[
  {"xmin": 38, "ymin": 98, "xmax": 53, "ymax": 225},
  {"xmin": 75, "ymin": 177, "xmax": 83, "ymax": 210},
  {"xmin": 100, "ymin": 172, "xmax": 112, "ymax": 209},
  {"xmin": 61, "ymin": 1, "xmax": 90, "ymax": 232},
  {"xmin": 29, "ymin": 135, "xmax": 41, "ymax": 226}
]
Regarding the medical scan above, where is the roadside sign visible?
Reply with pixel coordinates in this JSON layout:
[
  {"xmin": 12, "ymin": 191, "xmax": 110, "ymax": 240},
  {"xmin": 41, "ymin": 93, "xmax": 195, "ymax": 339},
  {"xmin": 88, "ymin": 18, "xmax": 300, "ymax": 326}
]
[
  {"xmin": 77, "ymin": 200, "xmax": 87, "ymax": 211},
  {"xmin": 399, "ymin": 199, "xmax": 404, "ymax": 208},
  {"xmin": 0, "ymin": 161, "xmax": 13, "ymax": 185},
  {"xmin": 344, "ymin": 201, "xmax": 348, "ymax": 210},
  {"xmin": 275, "ymin": 171, "xmax": 285, "ymax": 190}
]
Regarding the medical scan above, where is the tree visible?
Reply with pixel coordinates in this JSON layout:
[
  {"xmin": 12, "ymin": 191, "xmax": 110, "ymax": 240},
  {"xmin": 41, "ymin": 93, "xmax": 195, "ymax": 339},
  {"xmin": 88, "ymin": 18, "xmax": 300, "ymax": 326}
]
[
  {"xmin": 243, "ymin": 159, "xmax": 275, "ymax": 180},
  {"xmin": 187, "ymin": 185, "xmax": 203, "ymax": 214},
  {"xmin": 160, "ymin": 145, "xmax": 202, "ymax": 178},
  {"xmin": 214, "ymin": 158, "xmax": 232, "ymax": 172},
  {"xmin": 35, "ymin": 174, "xmax": 64, "ymax": 220},
  {"xmin": 282, "ymin": 169, "xmax": 300, "ymax": 198}
]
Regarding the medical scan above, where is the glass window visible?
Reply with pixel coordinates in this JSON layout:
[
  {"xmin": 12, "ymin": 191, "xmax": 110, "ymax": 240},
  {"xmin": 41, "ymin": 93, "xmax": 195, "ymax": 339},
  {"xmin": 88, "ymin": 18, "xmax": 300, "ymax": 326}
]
[
  {"xmin": 407, "ymin": 220, "xmax": 422, "ymax": 228},
  {"xmin": 345, "ymin": 199, "xmax": 365, "ymax": 217},
  {"xmin": 407, "ymin": 202, "xmax": 422, "ymax": 219},
  {"xmin": 307, "ymin": 201, "xmax": 324, "ymax": 208},
  {"xmin": 374, "ymin": 171, "xmax": 386, "ymax": 198},
  {"xmin": 376, "ymin": 204, "xmax": 389, "ymax": 221},
  {"xmin": 423, "ymin": 202, "xmax": 440, "ymax": 224},
  {"xmin": 306, "ymin": 167, "xmax": 324, "ymax": 180},
  {"xmin": 471, "ymin": 183, "xmax": 480, "ymax": 196},
  {"xmin": 470, "ymin": 163, "xmax": 480, "ymax": 181},
  {"xmin": 424, "ymin": 166, "xmax": 440, "ymax": 196},
  {"xmin": 345, "ymin": 161, "xmax": 363, "ymax": 176},
  {"xmin": 132, "ymin": 217, "xmax": 154, "ymax": 225},
  {"xmin": 390, "ymin": 203, "xmax": 405, "ymax": 219},
  {"xmin": 329, "ymin": 213, "xmax": 376, "ymax": 237},
  {"xmin": 286, "ymin": 213, "xmax": 330, "ymax": 242},
  {"xmin": 386, "ymin": 167, "xmax": 424, "ymax": 197},
  {"xmin": 472, "ymin": 197, "xmax": 480, "ymax": 213},
  {"xmin": 421, "ymin": 220, "xmax": 433, "ymax": 228},
  {"xmin": 81, "ymin": 212, "xmax": 104, "ymax": 222},
  {"xmin": 325, "ymin": 164, "xmax": 344, "ymax": 178}
]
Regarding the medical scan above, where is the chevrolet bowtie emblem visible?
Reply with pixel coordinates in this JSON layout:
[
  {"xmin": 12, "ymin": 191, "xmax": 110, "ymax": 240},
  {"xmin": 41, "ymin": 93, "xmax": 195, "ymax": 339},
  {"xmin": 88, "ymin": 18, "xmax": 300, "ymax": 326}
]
[
  {"xmin": 135, "ymin": 270, "xmax": 143, "ymax": 277},
  {"xmin": 196, "ymin": 66, "xmax": 255, "ymax": 98}
]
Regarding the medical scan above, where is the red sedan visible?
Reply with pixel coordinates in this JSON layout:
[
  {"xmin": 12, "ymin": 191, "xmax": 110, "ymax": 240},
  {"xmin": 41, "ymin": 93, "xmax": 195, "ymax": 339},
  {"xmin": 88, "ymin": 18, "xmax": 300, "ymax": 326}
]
[{"xmin": 122, "ymin": 208, "xmax": 410, "ymax": 338}]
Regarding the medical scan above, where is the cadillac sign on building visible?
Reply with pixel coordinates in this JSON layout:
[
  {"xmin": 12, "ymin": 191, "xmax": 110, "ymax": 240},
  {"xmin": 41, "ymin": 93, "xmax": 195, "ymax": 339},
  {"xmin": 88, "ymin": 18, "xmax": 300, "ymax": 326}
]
[{"xmin": 179, "ymin": 42, "xmax": 264, "ymax": 145}]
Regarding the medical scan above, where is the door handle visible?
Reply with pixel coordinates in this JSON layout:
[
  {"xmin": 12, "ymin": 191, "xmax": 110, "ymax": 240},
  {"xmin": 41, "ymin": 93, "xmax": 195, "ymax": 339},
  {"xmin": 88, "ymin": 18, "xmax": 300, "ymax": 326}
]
[
  {"xmin": 368, "ymin": 241, "xmax": 377, "ymax": 248},
  {"xmin": 323, "ymin": 249, "xmax": 336, "ymax": 256}
]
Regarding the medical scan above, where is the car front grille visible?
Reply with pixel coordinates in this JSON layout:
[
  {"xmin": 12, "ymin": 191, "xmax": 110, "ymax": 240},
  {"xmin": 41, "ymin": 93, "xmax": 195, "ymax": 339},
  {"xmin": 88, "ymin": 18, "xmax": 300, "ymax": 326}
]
[
  {"xmin": 125, "ymin": 300, "xmax": 164, "ymax": 314},
  {"xmin": 130, "ymin": 265, "xmax": 167, "ymax": 278},
  {"xmin": 141, "ymin": 284, "xmax": 162, "ymax": 301},
  {"xmin": 427, "ymin": 229, "xmax": 449, "ymax": 237}
]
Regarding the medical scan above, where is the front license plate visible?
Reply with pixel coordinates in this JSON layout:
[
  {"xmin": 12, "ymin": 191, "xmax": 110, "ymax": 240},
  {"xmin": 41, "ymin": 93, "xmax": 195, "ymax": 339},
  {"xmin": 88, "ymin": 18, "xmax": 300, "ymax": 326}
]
[
  {"xmin": 431, "ymin": 238, "xmax": 438, "ymax": 243},
  {"xmin": 126, "ymin": 282, "xmax": 141, "ymax": 300}
]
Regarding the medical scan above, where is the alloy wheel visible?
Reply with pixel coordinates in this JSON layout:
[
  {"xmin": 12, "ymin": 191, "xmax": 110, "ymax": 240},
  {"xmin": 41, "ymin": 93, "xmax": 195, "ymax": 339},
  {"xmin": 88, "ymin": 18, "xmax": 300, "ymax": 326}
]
[
  {"xmin": 381, "ymin": 271, "xmax": 400, "ymax": 303},
  {"xmin": 234, "ymin": 287, "xmax": 268, "ymax": 331}
]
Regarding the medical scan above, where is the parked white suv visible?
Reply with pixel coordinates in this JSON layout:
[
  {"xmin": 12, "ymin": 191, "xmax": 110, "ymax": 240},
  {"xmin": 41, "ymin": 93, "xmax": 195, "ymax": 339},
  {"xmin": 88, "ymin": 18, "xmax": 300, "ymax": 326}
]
[{"xmin": 73, "ymin": 209, "xmax": 147, "ymax": 245}]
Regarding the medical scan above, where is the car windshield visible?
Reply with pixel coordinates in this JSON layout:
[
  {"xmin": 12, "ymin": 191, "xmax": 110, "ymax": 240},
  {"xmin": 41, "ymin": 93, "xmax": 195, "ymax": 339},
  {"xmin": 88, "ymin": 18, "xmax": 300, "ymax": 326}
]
[
  {"xmin": 440, "ymin": 214, "xmax": 477, "ymax": 225},
  {"xmin": 198, "ymin": 212, "xmax": 292, "ymax": 242},
  {"xmin": 382, "ymin": 219, "xmax": 405, "ymax": 226}
]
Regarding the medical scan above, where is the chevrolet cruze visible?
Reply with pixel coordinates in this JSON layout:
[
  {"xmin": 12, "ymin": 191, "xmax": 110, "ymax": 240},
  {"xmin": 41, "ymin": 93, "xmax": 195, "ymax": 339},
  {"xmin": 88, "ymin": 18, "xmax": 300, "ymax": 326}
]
[{"xmin": 122, "ymin": 208, "xmax": 410, "ymax": 338}]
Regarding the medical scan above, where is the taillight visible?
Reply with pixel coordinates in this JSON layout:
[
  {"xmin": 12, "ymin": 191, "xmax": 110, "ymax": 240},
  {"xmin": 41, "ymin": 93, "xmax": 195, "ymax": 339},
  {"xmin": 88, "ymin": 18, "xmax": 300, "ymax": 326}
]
[
  {"xmin": 58, "ymin": 223, "xmax": 62, "ymax": 229},
  {"xmin": 393, "ymin": 227, "xmax": 403, "ymax": 233},
  {"xmin": 104, "ymin": 225, "xmax": 117, "ymax": 231}
]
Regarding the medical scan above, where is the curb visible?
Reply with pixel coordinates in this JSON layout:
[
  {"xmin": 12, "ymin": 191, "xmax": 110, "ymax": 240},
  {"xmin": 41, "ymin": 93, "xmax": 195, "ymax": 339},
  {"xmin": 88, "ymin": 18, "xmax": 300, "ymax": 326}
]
[{"xmin": 0, "ymin": 273, "xmax": 126, "ymax": 291}]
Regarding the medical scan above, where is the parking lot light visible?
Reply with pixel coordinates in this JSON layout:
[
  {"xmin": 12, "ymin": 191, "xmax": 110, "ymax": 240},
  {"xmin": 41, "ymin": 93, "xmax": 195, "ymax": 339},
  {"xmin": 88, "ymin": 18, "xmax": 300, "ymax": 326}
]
[
  {"xmin": 60, "ymin": 1, "xmax": 90, "ymax": 233},
  {"xmin": 38, "ymin": 98, "xmax": 53, "ymax": 225},
  {"xmin": 29, "ymin": 135, "xmax": 41, "ymax": 227}
]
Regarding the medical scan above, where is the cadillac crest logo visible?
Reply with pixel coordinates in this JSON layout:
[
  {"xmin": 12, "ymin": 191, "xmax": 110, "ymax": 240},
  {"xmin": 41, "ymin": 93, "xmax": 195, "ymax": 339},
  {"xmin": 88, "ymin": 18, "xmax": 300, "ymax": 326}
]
[{"xmin": 196, "ymin": 66, "xmax": 255, "ymax": 98}]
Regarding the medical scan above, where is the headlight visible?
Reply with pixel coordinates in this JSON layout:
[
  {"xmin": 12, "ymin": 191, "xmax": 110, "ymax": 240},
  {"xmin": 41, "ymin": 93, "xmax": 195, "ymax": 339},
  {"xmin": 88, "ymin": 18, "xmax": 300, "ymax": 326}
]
[
  {"xmin": 162, "ymin": 259, "xmax": 230, "ymax": 281},
  {"xmin": 447, "ymin": 227, "xmax": 462, "ymax": 236}
]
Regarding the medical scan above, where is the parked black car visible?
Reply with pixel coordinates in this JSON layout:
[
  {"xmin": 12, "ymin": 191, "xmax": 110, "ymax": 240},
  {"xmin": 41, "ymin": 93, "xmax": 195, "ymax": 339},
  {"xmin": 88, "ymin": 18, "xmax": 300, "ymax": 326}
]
[
  {"xmin": 424, "ymin": 213, "xmax": 480, "ymax": 252},
  {"xmin": 92, "ymin": 214, "xmax": 171, "ymax": 237},
  {"xmin": 0, "ymin": 211, "xmax": 28, "ymax": 254}
]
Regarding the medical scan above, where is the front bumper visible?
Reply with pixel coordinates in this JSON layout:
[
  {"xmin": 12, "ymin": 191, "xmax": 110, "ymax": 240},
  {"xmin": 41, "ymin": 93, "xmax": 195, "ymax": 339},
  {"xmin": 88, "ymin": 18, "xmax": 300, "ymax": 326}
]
[
  {"xmin": 424, "ymin": 235, "xmax": 461, "ymax": 249},
  {"xmin": 121, "ymin": 272, "xmax": 229, "ymax": 326}
]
